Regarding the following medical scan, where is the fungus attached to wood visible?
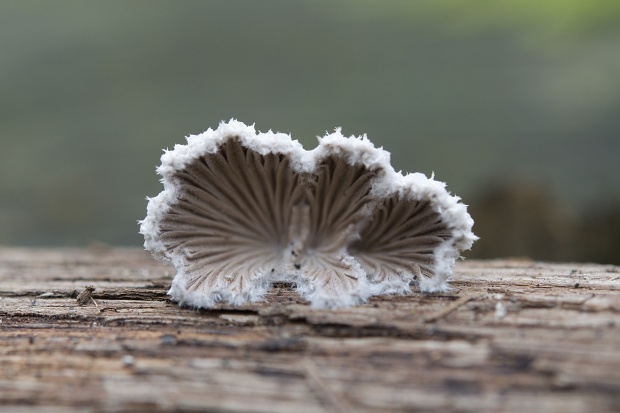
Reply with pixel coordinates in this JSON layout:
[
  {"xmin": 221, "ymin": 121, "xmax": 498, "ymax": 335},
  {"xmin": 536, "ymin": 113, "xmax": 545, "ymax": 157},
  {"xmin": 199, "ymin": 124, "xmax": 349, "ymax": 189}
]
[{"xmin": 140, "ymin": 120, "xmax": 477, "ymax": 309}]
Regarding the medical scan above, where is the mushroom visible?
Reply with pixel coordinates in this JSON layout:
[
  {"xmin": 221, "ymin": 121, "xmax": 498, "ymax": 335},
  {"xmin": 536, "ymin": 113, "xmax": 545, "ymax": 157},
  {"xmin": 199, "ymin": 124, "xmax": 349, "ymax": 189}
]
[{"xmin": 140, "ymin": 120, "xmax": 477, "ymax": 308}]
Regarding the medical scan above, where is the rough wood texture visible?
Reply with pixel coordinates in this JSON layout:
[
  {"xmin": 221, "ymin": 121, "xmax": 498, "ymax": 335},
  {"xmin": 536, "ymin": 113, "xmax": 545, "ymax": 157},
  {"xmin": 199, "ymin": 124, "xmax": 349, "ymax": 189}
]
[{"xmin": 0, "ymin": 247, "xmax": 618, "ymax": 413}]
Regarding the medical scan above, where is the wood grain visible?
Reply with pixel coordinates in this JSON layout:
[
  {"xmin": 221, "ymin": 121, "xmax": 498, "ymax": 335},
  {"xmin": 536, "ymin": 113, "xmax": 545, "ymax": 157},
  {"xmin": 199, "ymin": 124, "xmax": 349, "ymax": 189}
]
[{"xmin": 0, "ymin": 247, "xmax": 618, "ymax": 412}]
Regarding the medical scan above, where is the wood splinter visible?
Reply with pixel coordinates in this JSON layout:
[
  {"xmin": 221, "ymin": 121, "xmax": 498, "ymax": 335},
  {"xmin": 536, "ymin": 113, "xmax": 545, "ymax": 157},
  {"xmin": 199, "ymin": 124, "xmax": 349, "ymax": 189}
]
[{"xmin": 76, "ymin": 285, "xmax": 98, "ymax": 307}]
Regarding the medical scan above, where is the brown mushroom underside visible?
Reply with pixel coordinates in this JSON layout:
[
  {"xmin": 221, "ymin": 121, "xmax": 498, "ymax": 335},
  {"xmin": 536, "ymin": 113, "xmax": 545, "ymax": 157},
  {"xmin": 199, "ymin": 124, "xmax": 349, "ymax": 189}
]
[{"xmin": 157, "ymin": 137, "xmax": 452, "ymax": 297}]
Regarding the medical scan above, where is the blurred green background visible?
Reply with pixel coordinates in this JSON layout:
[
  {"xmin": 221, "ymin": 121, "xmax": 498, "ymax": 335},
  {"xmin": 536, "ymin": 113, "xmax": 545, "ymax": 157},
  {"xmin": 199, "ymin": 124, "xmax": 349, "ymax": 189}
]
[{"xmin": 1, "ymin": 1, "xmax": 619, "ymax": 263}]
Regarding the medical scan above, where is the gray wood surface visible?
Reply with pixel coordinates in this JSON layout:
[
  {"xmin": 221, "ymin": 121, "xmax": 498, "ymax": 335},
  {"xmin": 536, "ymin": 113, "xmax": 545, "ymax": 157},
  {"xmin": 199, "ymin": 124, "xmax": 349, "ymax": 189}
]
[{"xmin": 0, "ymin": 247, "xmax": 618, "ymax": 412}]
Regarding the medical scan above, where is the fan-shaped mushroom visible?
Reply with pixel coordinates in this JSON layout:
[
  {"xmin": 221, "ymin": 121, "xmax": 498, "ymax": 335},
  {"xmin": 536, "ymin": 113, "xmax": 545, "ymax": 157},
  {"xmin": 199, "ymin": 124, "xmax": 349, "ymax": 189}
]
[{"xmin": 140, "ymin": 120, "xmax": 477, "ymax": 308}]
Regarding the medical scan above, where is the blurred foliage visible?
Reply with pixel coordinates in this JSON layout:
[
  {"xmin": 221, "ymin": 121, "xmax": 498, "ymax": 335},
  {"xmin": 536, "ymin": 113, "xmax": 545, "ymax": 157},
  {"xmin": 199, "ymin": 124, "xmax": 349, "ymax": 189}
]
[
  {"xmin": 345, "ymin": 0, "xmax": 620, "ymax": 36},
  {"xmin": 0, "ymin": 1, "xmax": 619, "ymax": 263}
]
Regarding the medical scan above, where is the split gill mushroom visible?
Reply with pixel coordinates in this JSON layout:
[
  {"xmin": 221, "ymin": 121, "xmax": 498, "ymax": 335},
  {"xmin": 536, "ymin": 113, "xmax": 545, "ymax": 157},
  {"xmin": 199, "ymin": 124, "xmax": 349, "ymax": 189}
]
[{"xmin": 140, "ymin": 120, "xmax": 477, "ymax": 309}]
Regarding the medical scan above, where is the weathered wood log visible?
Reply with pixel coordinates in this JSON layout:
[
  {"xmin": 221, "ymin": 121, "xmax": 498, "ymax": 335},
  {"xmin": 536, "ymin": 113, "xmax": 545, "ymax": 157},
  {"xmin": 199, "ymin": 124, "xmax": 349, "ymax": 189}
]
[{"xmin": 0, "ymin": 247, "xmax": 618, "ymax": 412}]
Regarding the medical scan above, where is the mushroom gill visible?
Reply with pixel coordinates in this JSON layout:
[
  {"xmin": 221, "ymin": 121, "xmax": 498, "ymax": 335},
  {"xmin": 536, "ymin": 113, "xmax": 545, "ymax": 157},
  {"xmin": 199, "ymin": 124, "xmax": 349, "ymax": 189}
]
[
  {"xmin": 140, "ymin": 120, "xmax": 477, "ymax": 309},
  {"xmin": 158, "ymin": 137, "xmax": 305, "ymax": 306},
  {"xmin": 348, "ymin": 194, "xmax": 453, "ymax": 294},
  {"xmin": 292, "ymin": 155, "xmax": 380, "ymax": 308}
]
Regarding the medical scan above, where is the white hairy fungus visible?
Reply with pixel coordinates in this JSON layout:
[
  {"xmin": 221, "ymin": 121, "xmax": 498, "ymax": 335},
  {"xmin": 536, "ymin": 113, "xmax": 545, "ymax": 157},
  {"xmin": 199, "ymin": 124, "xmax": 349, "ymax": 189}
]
[{"xmin": 140, "ymin": 120, "xmax": 477, "ymax": 308}]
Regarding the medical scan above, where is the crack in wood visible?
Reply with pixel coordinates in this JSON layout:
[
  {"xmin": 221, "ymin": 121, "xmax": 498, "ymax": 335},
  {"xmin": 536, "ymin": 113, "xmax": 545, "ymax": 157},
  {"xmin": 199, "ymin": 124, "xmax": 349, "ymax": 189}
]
[{"xmin": 424, "ymin": 295, "xmax": 478, "ymax": 323}]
